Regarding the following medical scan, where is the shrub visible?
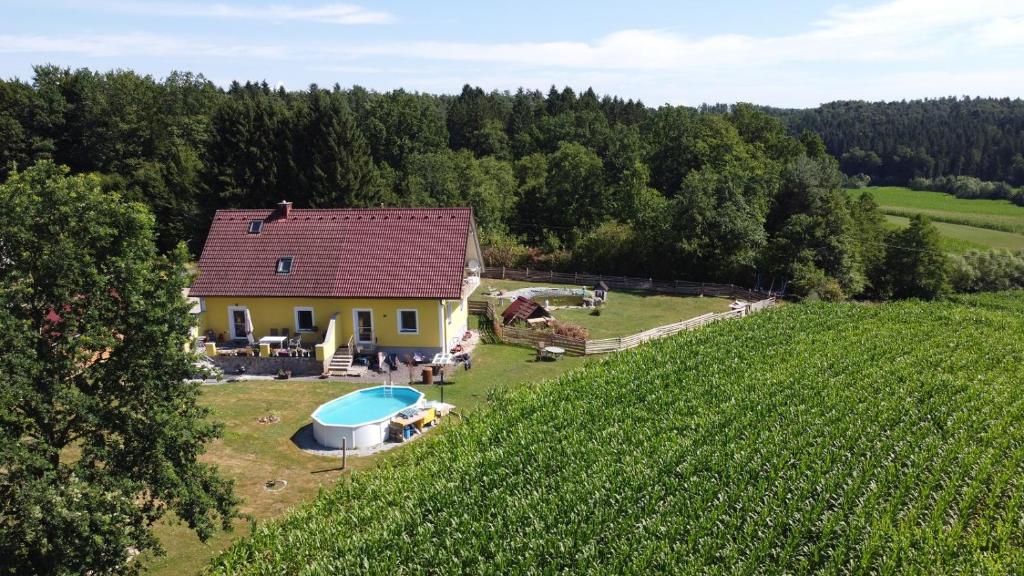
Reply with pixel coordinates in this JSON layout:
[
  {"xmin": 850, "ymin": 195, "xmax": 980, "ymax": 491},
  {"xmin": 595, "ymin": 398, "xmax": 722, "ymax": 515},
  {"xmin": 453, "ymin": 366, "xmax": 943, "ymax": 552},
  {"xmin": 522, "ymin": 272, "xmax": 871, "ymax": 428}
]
[
  {"xmin": 548, "ymin": 320, "xmax": 588, "ymax": 340},
  {"xmin": 842, "ymin": 173, "xmax": 872, "ymax": 188},
  {"xmin": 790, "ymin": 262, "xmax": 846, "ymax": 301},
  {"xmin": 480, "ymin": 230, "xmax": 533, "ymax": 268},
  {"xmin": 950, "ymin": 249, "xmax": 1024, "ymax": 292},
  {"xmin": 908, "ymin": 175, "xmax": 1024, "ymax": 205}
]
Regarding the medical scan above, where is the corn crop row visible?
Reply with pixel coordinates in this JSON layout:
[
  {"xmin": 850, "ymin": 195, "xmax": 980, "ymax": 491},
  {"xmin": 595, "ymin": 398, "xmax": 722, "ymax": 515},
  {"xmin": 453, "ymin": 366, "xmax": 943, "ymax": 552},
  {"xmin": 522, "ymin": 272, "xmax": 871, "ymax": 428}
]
[{"xmin": 211, "ymin": 293, "xmax": 1024, "ymax": 575}]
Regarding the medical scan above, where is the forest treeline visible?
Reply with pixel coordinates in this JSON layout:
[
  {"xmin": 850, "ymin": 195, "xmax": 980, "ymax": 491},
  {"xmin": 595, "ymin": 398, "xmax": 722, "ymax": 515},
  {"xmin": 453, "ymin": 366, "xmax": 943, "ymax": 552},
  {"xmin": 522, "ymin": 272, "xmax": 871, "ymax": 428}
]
[
  {"xmin": 769, "ymin": 97, "xmax": 1024, "ymax": 191},
  {"xmin": 0, "ymin": 65, "xmax": 1004, "ymax": 300}
]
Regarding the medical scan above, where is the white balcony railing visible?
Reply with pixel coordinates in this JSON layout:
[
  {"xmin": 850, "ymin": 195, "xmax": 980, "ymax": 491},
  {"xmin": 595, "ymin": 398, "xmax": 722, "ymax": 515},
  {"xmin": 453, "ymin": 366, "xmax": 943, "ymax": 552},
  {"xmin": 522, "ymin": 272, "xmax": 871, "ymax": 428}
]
[{"xmin": 460, "ymin": 274, "xmax": 481, "ymax": 300}]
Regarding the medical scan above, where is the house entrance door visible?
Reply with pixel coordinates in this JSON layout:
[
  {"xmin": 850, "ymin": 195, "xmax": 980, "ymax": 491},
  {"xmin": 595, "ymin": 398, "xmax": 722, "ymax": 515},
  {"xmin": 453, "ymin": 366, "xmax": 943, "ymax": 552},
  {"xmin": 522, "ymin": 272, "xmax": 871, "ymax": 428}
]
[
  {"xmin": 229, "ymin": 308, "xmax": 248, "ymax": 340},
  {"xmin": 354, "ymin": 309, "xmax": 374, "ymax": 345}
]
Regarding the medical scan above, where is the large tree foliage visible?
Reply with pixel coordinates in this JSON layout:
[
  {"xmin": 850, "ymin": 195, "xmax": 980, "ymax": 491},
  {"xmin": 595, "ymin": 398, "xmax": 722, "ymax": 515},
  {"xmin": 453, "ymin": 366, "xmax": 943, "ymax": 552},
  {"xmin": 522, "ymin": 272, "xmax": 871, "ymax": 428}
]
[
  {"xmin": 762, "ymin": 154, "xmax": 865, "ymax": 298},
  {"xmin": 0, "ymin": 65, "xmax": 960, "ymax": 299},
  {"xmin": 0, "ymin": 162, "xmax": 237, "ymax": 575},
  {"xmin": 284, "ymin": 89, "xmax": 379, "ymax": 208},
  {"xmin": 880, "ymin": 215, "xmax": 950, "ymax": 299},
  {"xmin": 773, "ymin": 97, "xmax": 1024, "ymax": 186}
]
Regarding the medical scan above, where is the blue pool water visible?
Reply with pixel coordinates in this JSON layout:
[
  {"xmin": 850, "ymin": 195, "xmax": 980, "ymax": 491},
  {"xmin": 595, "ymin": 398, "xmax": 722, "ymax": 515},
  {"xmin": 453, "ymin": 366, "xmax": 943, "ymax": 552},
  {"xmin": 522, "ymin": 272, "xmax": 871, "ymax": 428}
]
[{"xmin": 312, "ymin": 386, "xmax": 423, "ymax": 426}]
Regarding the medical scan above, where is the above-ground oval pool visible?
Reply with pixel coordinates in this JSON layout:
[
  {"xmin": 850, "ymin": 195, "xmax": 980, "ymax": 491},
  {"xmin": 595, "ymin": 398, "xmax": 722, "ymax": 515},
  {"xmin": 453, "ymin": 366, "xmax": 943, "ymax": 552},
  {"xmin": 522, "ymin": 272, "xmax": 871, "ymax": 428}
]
[{"xmin": 311, "ymin": 386, "xmax": 424, "ymax": 449}]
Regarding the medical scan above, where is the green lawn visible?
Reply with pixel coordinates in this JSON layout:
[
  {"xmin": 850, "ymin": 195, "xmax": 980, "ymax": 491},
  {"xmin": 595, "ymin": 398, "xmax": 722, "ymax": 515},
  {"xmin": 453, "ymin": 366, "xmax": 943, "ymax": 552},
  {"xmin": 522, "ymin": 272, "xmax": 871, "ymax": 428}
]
[
  {"xmin": 143, "ymin": 343, "xmax": 586, "ymax": 576},
  {"xmin": 849, "ymin": 186, "xmax": 1024, "ymax": 234},
  {"xmin": 474, "ymin": 278, "xmax": 732, "ymax": 339},
  {"xmin": 884, "ymin": 214, "xmax": 1024, "ymax": 253}
]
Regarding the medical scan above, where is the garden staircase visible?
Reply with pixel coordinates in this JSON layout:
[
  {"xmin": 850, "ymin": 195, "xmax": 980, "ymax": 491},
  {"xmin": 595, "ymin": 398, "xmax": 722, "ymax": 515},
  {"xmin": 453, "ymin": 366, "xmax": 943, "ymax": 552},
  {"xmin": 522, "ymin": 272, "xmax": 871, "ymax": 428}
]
[{"xmin": 328, "ymin": 349, "xmax": 353, "ymax": 376}]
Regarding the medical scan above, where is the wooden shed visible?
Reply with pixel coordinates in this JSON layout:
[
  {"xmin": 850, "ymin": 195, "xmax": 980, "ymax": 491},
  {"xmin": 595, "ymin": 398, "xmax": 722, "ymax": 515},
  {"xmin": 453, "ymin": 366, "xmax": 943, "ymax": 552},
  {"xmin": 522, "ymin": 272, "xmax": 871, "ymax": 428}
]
[{"xmin": 501, "ymin": 296, "xmax": 552, "ymax": 326}]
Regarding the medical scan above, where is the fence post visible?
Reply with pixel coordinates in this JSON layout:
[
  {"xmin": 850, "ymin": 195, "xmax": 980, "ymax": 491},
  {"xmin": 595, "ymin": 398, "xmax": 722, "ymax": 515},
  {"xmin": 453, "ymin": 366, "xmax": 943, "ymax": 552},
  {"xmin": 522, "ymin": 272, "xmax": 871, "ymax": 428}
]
[{"xmin": 502, "ymin": 266, "xmax": 505, "ymax": 279}]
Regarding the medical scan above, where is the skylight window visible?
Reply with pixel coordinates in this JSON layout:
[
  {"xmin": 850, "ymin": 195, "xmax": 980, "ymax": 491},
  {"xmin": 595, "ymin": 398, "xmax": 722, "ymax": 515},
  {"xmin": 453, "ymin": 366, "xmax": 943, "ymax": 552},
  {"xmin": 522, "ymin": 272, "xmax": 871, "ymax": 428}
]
[
  {"xmin": 248, "ymin": 220, "xmax": 263, "ymax": 234},
  {"xmin": 276, "ymin": 257, "xmax": 293, "ymax": 274}
]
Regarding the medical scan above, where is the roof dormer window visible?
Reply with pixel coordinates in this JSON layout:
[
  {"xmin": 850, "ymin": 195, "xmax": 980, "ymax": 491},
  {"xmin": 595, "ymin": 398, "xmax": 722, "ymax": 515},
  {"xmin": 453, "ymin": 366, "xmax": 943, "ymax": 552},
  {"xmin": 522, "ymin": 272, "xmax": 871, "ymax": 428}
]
[
  {"xmin": 276, "ymin": 257, "xmax": 293, "ymax": 274},
  {"xmin": 248, "ymin": 220, "xmax": 263, "ymax": 234}
]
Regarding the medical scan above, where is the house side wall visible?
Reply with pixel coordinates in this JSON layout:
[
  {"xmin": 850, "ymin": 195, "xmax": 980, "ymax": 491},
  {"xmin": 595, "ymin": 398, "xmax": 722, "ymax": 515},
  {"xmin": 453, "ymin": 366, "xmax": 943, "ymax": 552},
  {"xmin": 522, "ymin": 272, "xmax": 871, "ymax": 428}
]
[
  {"xmin": 200, "ymin": 296, "xmax": 444, "ymax": 352},
  {"xmin": 442, "ymin": 297, "xmax": 469, "ymax": 349}
]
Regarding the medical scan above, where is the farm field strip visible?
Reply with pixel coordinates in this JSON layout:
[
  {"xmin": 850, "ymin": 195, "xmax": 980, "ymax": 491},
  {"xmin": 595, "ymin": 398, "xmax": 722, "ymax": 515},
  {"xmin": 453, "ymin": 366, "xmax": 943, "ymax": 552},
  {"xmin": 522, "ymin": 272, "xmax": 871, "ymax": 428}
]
[
  {"xmin": 883, "ymin": 214, "xmax": 1024, "ymax": 253},
  {"xmin": 210, "ymin": 293, "xmax": 1024, "ymax": 574},
  {"xmin": 849, "ymin": 186, "xmax": 1024, "ymax": 234}
]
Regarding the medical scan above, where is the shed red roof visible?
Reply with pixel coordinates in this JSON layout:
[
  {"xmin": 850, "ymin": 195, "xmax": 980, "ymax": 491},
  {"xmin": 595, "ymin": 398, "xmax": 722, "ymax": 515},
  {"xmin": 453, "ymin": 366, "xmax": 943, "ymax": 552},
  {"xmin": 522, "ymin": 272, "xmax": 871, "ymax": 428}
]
[
  {"xmin": 501, "ymin": 296, "xmax": 550, "ymax": 325},
  {"xmin": 190, "ymin": 207, "xmax": 475, "ymax": 299}
]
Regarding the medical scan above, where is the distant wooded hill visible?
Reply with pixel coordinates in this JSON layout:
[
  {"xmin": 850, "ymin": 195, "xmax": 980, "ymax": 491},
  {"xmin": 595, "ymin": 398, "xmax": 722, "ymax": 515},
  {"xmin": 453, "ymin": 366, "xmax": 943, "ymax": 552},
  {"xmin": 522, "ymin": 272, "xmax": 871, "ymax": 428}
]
[{"xmin": 762, "ymin": 97, "xmax": 1024, "ymax": 186}]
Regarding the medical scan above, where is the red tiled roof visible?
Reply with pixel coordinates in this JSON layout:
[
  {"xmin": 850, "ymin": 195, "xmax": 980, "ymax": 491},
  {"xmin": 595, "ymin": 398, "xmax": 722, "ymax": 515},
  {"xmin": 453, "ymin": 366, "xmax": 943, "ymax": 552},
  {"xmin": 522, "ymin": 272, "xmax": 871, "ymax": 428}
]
[
  {"xmin": 501, "ymin": 296, "xmax": 550, "ymax": 324},
  {"xmin": 190, "ymin": 207, "xmax": 474, "ymax": 299}
]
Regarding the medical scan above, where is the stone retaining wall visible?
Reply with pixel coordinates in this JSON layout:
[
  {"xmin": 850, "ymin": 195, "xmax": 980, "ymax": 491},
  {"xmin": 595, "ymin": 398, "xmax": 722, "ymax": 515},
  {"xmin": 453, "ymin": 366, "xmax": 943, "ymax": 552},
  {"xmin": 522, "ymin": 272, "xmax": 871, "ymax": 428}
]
[{"xmin": 210, "ymin": 355, "xmax": 322, "ymax": 377}]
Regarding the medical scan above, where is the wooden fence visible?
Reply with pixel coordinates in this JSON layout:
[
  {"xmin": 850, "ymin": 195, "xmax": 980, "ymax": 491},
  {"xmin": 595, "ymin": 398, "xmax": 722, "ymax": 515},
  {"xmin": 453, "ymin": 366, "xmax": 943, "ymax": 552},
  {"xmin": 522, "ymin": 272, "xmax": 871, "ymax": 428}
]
[
  {"xmin": 481, "ymin": 267, "xmax": 773, "ymax": 302},
  {"xmin": 469, "ymin": 296, "xmax": 774, "ymax": 356}
]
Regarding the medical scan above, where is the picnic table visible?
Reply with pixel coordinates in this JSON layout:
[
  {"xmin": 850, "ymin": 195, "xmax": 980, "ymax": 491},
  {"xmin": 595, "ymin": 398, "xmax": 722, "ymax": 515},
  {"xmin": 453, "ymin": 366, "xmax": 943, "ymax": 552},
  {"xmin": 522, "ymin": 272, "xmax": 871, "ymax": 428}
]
[{"xmin": 541, "ymin": 346, "xmax": 565, "ymax": 360}]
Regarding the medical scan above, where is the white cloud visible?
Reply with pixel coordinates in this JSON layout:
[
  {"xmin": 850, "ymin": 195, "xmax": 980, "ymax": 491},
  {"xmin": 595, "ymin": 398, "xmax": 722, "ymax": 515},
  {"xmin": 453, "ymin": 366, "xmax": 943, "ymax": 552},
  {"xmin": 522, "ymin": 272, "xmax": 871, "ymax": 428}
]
[
  {"xmin": 974, "ymin": 17, "xmax": 1024, "ymax": 47},
  {"xmin": 339, "ymin": 0, "xmax": 1024, "ymax": 70},
  {"xmin": 0, "ymin": 33, "xmax": 285, "ymax": 58},
  {"xmin": 93, "ymin": 1, "xmax": 393, "ymax": 24},
  {"xmin": 4, "ymin": 0, "xmax": 1024, "ymax": 106}
]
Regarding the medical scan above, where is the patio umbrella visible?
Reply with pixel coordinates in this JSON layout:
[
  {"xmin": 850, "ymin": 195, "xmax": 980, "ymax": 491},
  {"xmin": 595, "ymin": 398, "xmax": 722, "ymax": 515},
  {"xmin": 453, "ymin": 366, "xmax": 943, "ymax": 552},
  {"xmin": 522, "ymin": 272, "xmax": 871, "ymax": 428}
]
[{"xmin": 244, "ymin": 309, "xmax": 255, "ymax": 345}]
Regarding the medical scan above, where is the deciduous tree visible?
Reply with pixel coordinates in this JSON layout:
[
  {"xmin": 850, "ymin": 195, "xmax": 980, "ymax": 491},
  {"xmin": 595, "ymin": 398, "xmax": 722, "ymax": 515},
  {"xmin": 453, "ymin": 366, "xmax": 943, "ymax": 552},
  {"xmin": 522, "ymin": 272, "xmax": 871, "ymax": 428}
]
[{"xmin": 0, "ymin": 162, "xmax": 238, "ymax": 575}]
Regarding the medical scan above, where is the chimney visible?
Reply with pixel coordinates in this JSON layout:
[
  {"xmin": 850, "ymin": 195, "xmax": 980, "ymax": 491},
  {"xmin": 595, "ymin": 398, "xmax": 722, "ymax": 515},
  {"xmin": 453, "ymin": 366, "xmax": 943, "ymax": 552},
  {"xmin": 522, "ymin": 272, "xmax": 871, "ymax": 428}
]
[{"xmin": 277, "ymin": 200, "xmax": 292, "ymax": 219}]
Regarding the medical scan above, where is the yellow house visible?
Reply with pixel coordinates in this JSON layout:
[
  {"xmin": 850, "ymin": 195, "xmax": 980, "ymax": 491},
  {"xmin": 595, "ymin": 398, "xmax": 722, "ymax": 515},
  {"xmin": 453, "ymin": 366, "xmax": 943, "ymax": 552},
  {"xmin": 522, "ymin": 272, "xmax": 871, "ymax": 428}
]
[{"xmin": 190, "ymin": 202, "xmax": 482, "ymax": 373}]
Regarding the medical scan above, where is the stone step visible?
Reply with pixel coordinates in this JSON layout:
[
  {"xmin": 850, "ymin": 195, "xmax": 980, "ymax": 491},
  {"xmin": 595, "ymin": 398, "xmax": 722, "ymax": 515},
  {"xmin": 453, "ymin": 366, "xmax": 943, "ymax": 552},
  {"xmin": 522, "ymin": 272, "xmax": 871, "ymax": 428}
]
[{"xmin": 328, "ymin": 353, "xmax": 354, "ymax": 376}]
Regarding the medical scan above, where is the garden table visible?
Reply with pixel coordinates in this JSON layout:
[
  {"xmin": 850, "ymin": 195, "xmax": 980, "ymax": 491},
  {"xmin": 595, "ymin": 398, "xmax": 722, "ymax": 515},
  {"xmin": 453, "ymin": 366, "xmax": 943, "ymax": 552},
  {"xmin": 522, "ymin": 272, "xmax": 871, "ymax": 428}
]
[{"xmin": 543, "ymin": 346, "xmax": 566, "ymax": 360}]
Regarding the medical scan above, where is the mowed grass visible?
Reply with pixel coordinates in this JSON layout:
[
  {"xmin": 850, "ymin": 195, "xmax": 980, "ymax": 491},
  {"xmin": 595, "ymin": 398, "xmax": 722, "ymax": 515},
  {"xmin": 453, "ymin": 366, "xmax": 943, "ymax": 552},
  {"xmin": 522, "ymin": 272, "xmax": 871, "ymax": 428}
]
[
  {"xmin": 884, "ymin": 214, "xmax": 1024, "ymax": 253},
  {"xmin": 849, "ymin": 186, "xmax": 1024, "ymax": 234},
  {"xmin": 143, "ymin": 343, "xmax": 586, "ymax": 576},
  {"xmin": 474, "ymin": 278, "xmax": 732, "ymax": 339}
]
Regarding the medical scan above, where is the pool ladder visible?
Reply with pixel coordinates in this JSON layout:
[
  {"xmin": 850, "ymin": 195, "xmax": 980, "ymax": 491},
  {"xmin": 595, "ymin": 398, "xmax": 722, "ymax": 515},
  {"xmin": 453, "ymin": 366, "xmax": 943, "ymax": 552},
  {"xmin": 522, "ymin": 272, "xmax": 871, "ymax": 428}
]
[{"xmin": 383, "ymin": 380, "xmax": 393, "ymax": 397}]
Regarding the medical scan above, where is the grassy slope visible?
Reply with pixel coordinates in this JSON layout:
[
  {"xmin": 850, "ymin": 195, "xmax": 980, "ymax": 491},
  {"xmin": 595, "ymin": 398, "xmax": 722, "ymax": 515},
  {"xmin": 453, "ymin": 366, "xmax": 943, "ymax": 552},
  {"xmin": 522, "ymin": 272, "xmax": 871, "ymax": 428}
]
[
  {"xmin": 475, "ymin": 278, "xmax": 731, "ymax": 338},
  {"xmin": 211, "ymin": 293, "xmax": 1024, "ymax": 574},
  {"xmin": 143, "ymin": 343, "xmax": 586, "ymax": 575},
  {"xmin": 883, "ymin": 215, "xmax": 1024, "ymax": 253},
  {"xmin": 850, "ymin": 186, "xmax": 1024, "ymax": 232}
]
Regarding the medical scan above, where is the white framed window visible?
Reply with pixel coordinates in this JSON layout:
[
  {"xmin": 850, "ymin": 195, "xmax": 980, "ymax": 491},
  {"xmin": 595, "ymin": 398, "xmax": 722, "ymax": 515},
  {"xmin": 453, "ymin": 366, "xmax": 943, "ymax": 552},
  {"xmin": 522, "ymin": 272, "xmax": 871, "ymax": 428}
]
[
  {"xmin": 248, "ymin": 220, "xmax": 263, "ymax": 234},
  {"xmin": 398, "ymin": 309, "xmax": 419, "ymax": 334},
  {"xmin": 294, "ymin": 307, "xmax": 315, "ymax": 333},
  {"xmin": 276, "ymin": 257, "xmax": 293, "ymax": 274}
]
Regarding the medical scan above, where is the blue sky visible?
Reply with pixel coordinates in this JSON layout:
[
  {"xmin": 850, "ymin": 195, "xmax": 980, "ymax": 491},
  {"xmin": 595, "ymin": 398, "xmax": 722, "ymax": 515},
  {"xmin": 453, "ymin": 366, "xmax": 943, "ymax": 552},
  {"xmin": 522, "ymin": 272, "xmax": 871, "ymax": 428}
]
[{"xmin": 2, "ymin": 0, "xmax": 1023, "ymax": 107}]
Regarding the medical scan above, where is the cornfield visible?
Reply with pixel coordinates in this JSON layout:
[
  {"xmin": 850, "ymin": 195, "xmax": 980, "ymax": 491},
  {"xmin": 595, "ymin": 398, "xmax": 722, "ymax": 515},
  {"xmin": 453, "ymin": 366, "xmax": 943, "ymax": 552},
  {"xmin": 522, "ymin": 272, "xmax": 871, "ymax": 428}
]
[{"xmin": 211, "ymin": 292, "xmax": 1024, "ymax": 574}]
